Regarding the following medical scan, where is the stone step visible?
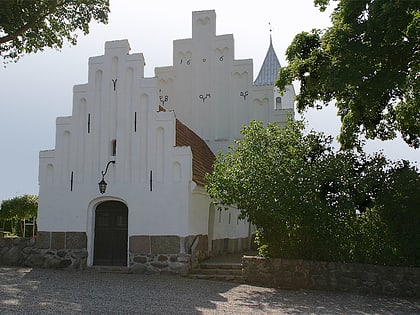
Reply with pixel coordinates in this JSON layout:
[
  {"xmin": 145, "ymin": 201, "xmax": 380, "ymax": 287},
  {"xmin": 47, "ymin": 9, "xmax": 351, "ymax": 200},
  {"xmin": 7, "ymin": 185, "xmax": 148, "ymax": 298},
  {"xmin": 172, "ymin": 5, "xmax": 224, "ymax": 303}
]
[
  {"xmin": 187, "ymin": 273, "xmax": 244, "ymax": 283},
  {"xmin": 188, "ymin": 260, "xmax": 244, "ymax": 283},
  {"xmin": 88, "ymin": 266, "xmax": 130, "ymax": 273},
  {"xmin": 189, "ymin": 252, "xmax": 249, "ymax": 283},
  {"xmin": 191, "ymin": 267, "xmax": 243, "ymax": 276},
  {"xmin": 199, "ymin": 262, "xmax": 242, "ymax": 270}
]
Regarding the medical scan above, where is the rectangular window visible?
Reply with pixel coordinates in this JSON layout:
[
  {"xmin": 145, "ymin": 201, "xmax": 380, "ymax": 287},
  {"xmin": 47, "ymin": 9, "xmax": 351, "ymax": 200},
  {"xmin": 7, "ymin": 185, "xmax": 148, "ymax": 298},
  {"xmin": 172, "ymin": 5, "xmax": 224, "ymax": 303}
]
[
  {"xmin": 70, "ymin": 171, "xmax": 74, "ymax": 191},
  {"xmin": 149, "ymin": 170, "xmax": 153, "ymax": 191},
  {"xmin": 87, "ymin": 114, "xmax": 91, "ymax": 133},
  {"xmin": 111, "ymin": 140, "xmax": 117, "ymax": 156}
]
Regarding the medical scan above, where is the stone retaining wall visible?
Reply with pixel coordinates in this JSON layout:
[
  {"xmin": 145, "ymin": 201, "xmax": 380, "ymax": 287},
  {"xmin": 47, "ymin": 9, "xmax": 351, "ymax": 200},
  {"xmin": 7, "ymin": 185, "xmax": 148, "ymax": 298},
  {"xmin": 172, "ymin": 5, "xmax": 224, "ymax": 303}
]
[
  {"xmin": 243, "ymin": 256, "xmax": 420, "ymax": 297},
  {"xmin": 1, "ymin": 233, "xmax": 249, "ymax": 276},
  {"xmin": 129, "ymin": 253, "xmax": 191, "ymax": 275},
  {"xmin": 0, "ymin": 236, "xmax": 88, "ymax": 269},
  {"xmin": 0, "ymin": 233, "xmax": 205, "ymax": 274},
  {"xmin": 128, "ymin": 234, "xmax": 208, "ymax": 274}
]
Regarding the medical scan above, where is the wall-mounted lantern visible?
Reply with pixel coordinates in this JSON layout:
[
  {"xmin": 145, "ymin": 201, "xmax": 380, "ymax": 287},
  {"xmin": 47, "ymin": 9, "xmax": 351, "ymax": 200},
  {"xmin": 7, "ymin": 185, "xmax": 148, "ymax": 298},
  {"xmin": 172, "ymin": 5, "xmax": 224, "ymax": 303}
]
[{"xmin": 98, "ymin": 160, "xmax": 115, "ymax": 194}]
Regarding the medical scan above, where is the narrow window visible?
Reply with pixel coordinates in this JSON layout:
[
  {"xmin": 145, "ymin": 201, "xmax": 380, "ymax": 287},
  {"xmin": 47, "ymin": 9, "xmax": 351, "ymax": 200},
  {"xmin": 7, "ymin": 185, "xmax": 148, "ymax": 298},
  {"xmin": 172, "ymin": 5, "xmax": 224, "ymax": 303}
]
[
  {"xmin": 87, "ymin": 114, "xmax": 91, "ymax": 133},
  {"xmin": 134, "ymin": 111, "xmax": 137, "ymax": 132},
  {"xmin": 70, "ymin": 171, "xmax": 74, "ymax": 191},
  {"xmin": 111, "ymin": 139, "xmax": 117, "ymax": 156},
  {"xmin": 149, "ymin": 170, "xmax": 153, "ymax": 191},
  {"xmin": 228, "ymin": 212, "xmax": 231, "ymax": 224},
  {"xmin": 218, "ymin": 210, "xmax": 222, "ymax": 223}
]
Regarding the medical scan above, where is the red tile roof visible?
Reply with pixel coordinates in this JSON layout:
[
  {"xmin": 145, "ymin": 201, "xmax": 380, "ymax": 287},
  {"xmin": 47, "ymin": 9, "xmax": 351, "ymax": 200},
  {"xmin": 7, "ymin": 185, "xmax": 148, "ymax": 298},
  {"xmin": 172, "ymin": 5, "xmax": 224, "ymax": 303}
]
[
  {"xmin": 176, "ymin": 119, "xmax": 215, "ymax": 186},
  {"xmin": 159, "ymin": 106, "xmax": 215, "ymax": 186}
]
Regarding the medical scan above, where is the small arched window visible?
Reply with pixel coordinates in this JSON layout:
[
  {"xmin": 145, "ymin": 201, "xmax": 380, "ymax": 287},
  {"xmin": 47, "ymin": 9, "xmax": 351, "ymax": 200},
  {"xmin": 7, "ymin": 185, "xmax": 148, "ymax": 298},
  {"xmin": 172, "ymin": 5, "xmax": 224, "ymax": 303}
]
[{"xmin": 275, "ymin": 97, "xmax": 282, "ymax": 110}]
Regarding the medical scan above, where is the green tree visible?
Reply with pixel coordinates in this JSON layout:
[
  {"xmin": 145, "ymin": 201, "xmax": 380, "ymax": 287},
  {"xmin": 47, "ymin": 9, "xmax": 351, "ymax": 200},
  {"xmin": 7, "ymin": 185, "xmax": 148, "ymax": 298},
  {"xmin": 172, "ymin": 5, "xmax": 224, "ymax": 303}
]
[
  {"xmin": 206, "ymin": 119, "xmax": 359, "ymax": 260},
  {"xmin": 206, "ymin": 119, "xmax": 419, "ymax": 266},
  {"xmin": 0, "ymin": 0, "xmax": 109, "ymax": 63},
  {"xmin": 376, "ymin": 160, "xmax": 420, "ymax": 266},
  {"xmin": 276, "ymin": 0, "xmax": 420, "ymax": 149},
  {"xmin": 0, "ymin": 194, "xmax": 38, "ymax": 236},
  {"xmin": 350, "ymin": 161, "xmax": 420, "ymax": 267}
]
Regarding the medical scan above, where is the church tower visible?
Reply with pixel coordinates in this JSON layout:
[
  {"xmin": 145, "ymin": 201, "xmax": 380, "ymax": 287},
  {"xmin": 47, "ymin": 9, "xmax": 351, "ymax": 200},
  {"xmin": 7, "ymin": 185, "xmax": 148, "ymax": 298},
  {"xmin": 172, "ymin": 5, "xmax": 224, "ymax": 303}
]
[
  {"xmin": 37, "ymin": 10, "xmax": 294, "ymax": 271},
  {"xmin": 156, "ymin": 10, "xmax": 294, "ymax": 154},
  {"xmin": 254, "ymin": 34, "xmax": 294, "ymax": 115}
]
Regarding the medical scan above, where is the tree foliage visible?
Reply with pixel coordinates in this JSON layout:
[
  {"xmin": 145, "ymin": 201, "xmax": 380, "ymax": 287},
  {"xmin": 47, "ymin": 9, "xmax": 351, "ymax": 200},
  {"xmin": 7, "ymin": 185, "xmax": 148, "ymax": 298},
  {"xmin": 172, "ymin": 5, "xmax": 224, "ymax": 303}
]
[
  {"xmin": 0, "ymin": 194, "xmax": 38, "ymax": 236},
  {"xmin": 206, "ymin": 119, "xmax": 420, "ymax": 266},
  {"xmin": 0, "ymin": 0, "xmax": 110, "ymax": 63},
  {"xmin": 376, "ymin": 160, "xmax": 420, "ymax": 266},
  {"xmin": 0, "ymin": 194, "xmax": 38, "ymax": 221},
  {"xmin": 276, "ymin": 0, "xmax": 420, "ymax": 149}
]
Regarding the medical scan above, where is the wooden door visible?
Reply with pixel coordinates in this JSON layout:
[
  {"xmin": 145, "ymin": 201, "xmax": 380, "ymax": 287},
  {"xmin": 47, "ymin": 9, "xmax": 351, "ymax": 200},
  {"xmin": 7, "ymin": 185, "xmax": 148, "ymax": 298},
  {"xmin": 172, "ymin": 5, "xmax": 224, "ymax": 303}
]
[{"xmin": 93, "ymin": 201, "xmax": 128, "ymax": 266}]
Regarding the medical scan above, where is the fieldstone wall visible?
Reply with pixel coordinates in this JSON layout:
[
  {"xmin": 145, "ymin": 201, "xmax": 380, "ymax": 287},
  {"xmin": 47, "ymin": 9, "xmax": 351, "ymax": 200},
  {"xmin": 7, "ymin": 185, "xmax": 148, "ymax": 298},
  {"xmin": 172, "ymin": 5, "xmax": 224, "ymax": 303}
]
[
  {"xmin": 243, "ymin": 256, "xmax": 420, "ymax": 297},
  {"xmin": 0, "ymin": 232, "xmax": 88, "ymax": 269},
  {"xmin": 128, "ymin": 234, "xmax": 208, "ymax": 275},
  {"xmin": 2, "ymin": 232, "xmax": 248, "ymax": 276},
  {"xmin": 129, "ymin": 253, "xmax": 191, "ymax": 275}
]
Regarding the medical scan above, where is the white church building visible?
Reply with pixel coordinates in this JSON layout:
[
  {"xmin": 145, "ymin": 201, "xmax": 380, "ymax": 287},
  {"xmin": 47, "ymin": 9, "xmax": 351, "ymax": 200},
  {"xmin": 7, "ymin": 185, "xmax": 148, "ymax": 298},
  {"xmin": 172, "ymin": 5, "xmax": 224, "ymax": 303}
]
[{"xmin": 37, "ymin": 10, "xmax": 294, "ymax": 272}]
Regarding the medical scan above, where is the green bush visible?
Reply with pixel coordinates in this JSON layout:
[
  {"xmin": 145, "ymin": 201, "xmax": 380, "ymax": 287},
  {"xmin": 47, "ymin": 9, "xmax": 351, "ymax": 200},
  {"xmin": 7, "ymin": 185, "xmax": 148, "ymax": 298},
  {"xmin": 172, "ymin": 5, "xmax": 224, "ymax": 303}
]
[{"xmin": 207, "ymin": 119, "xmax": 420, "ymax": 266}]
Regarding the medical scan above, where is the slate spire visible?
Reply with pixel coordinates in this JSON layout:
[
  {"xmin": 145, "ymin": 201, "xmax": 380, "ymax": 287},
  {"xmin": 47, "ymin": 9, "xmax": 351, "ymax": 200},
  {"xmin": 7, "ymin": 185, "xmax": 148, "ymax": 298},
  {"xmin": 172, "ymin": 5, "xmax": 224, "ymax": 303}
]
[{"xmin": 254, "ymin": 34, "xmax": 281, "ymax": 86}]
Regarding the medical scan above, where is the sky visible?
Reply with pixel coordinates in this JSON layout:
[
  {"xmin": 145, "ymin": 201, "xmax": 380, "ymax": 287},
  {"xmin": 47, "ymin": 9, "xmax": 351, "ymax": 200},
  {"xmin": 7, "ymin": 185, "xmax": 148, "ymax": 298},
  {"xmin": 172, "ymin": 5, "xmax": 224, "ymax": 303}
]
[{"xmin": 0, "ymin": 0, "xmax": 418, "ymax": 202}]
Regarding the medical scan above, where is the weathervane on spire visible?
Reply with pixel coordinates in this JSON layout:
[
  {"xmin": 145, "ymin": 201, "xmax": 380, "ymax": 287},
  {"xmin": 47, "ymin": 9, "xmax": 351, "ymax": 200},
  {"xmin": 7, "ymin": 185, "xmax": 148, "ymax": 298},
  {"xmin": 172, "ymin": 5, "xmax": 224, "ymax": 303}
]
[{"xmin": 269, "ymin": 22, "xmax": 273, "ymax": 44}]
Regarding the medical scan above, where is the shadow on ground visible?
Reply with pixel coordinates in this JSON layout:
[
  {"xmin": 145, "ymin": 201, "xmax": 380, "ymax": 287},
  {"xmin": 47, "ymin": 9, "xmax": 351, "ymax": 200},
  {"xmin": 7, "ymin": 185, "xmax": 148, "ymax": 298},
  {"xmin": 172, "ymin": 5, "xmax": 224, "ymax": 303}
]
[
  {"xmin": 231, "ymin": 286, "xmax": 420, "ymax": 314},
  {"xmin": 0, "ymin": 267, "xmax": 419, "ymax": 314}
]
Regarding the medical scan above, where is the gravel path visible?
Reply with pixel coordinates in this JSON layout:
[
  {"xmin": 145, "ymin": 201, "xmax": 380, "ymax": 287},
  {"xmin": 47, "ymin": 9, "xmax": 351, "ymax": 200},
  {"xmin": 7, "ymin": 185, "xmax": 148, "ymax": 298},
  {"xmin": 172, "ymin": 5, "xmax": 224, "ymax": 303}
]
[{"xmin": 1, "ymin": 267, "xmax": 419, "ymax": 314}]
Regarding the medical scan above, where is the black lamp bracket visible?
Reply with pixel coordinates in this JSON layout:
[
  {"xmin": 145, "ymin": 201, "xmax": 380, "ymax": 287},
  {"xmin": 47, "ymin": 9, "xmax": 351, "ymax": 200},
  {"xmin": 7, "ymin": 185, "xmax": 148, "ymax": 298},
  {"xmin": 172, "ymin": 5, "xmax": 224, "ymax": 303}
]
[{"xmin": 101, "ymin": 160, "xmax": 115, "ymax": 178}]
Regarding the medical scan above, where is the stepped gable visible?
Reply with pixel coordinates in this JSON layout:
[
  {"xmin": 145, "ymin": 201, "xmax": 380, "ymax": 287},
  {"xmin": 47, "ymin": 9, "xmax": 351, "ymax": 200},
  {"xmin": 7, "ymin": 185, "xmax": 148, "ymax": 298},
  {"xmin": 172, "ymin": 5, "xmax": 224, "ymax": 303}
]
[{"xmin": 159, "ymin": 106, "xmax": 215, "ymax": 186}]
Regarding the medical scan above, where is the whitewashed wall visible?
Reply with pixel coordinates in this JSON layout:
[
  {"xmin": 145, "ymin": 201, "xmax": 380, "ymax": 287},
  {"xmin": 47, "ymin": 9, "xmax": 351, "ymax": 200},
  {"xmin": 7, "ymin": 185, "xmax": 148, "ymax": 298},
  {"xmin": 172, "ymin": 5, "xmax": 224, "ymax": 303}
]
[
  {"xmin": 155, "ymin": 10, "xmax": 294, "ymax": 154},
  {"xmin": 38, "ymin": 40, "xmax": 195, "ymax": 238},
  {"xmin": 38, "ymin": 11, "xmax": 294, "ymax": 261}
]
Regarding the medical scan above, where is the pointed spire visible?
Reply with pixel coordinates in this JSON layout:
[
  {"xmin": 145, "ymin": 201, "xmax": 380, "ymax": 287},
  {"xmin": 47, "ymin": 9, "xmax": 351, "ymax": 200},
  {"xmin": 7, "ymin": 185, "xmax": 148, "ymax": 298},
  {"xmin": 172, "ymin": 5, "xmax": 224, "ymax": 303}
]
[{"xmin": 254, "ymin": 24, "xmax": 281, "ymax": 86}]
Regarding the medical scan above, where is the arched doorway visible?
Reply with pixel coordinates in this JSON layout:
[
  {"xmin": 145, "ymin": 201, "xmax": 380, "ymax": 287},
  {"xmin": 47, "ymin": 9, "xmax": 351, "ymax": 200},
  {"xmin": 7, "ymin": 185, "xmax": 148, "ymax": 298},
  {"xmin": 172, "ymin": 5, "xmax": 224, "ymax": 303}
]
[{"xmin": 93, "ymin": 201, "xmax": 128, "ymax": 266}]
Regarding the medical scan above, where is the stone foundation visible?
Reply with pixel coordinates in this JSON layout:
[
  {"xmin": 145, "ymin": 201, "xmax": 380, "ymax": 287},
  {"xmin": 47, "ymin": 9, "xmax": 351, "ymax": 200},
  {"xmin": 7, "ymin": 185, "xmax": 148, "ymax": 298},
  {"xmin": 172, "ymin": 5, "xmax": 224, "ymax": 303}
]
[
  {"xmin": 0, "ymin": 233, "xmax": 88, "ymax": 269},
  {"xmin": 128, "ymin": 234, "xmax": 208, "ymax": 274},
  {"xmin": 0, "ymin": 232, "xmax": 223, "ymax": 275},
  {"xmin": 243, "ymin": 256, "xmax": 420, "ymax": 298},
  {"xmin": 129, "ymin": 253, "xmax": 191, "ymax": 275},
  {"xmin": 210, "ymin": 237, "xmax": 250, "ymax": 256}
]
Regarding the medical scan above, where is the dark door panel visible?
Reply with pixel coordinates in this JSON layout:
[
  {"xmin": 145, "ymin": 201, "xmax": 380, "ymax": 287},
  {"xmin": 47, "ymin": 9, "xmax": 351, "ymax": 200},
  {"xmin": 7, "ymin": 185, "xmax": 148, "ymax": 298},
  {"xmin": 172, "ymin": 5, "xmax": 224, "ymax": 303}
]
[{"xmin": 93, "ymin": 201, "xmax": 128, "ymax": 266}]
